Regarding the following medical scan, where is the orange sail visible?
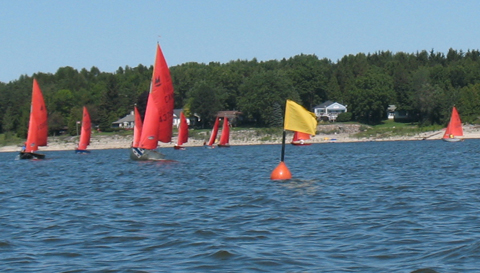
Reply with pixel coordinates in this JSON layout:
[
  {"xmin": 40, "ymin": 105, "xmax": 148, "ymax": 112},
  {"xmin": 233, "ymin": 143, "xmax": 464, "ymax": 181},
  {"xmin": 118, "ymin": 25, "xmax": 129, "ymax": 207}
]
[
  {"xmin": 207, "ymin": 117, "xmax": 220, "ymax": 146},
  {"xmin": 443, "ymin": 106, "xmax": 463, "ymax": 139},
  {"xmin": 77, "ymin": 106, "xmax": 91, "ymax": 150},
  {"xmin": 292, "ymin": 131, "xmax": 310, "ymax": 142},
  {"xmin": 132, "ymin": 106, "xmax": 143, "ymax": 148},
  {"xmin": 25, "ymin": 79, "xmax": 48, "ymax": 153},
  {"xmin": 176, "ymin": 112, "xmax": 188, "ymax": 147},
  {"xmin": 291, "ymin": 131, "xmax": 311, "ymax": 145},
  {"xmin": 218, "ymin": 117, "xmax": 230, "ymax": 146},
  {"xmin": 139, "ymin": 43, "xmax": 174, "ymax": 150}
]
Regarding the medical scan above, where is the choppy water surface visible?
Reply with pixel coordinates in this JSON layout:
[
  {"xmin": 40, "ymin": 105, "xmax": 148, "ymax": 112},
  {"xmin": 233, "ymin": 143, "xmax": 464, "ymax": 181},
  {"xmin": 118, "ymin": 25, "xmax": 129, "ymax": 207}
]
[{"xmin": 1, "ymin": 140, "xmax": 480, "ymax": 272}]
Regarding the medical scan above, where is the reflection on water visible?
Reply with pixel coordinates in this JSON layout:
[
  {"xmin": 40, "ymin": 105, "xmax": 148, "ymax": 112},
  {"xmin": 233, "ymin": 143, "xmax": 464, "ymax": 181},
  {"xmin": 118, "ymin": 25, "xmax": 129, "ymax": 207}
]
[{"xmin": 1, "ymin": 140, "xmax": 480, "ymax": 272}]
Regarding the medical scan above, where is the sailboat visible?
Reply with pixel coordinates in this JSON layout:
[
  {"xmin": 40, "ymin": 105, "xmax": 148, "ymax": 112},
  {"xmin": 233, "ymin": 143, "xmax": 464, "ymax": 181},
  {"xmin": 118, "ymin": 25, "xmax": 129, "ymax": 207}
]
[
  {"xmin": 291, "ymin": 131, "xmax": 312, "ymax": 146},
  {"xmin": 217, "ymin": 117, "xmax": 230, "ymax": 148},
  {"xmin": 132, "ymin": 106, "xmax": 143, "ymax": 148},
  {"xmin": 204, "ymin": 117, "xmax": 220, "ymax": 148},
  {"xmin": 174, "ymin": 112, "xmax": 188, "ymax": 150},
  {"xmin": 130, "ymin": 43, "xmax": 174, "ymax": 161},
  {"xmin": 75, "ymin": 106, "xmax": 91, "ymax": 154},
  {"xmin": 19, "ymin": 79, "xmax": 48, "ymax": 160},
  {"xmin": 442, "ymin": 106, "xmax": 464, "ymax": 142}
]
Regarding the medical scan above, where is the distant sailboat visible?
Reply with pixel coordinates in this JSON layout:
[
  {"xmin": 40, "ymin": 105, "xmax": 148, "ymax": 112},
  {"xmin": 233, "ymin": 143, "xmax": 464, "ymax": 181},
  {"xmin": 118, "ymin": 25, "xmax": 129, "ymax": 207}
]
[
  {"xmin": 205, "ymin": 117, "xmax": 220, "ymax": 148},
  {"xmin": 19, "ymin": 79, "xmax": 48, "ymax": 160},
  {"xmin": 291, "ymin": 131, "xmax": 311, "ymax": 146},
  {"xmin": 174, "ymin": 112, "xmax": 188, "ymax": 150},
  {"xmin": 132, "ymin": 106, "xmax": 143, "ymax": 148},
  {"xmin": 442, "ymin": 106, "xmax": 464, "ymax": 142},
  {"xmin": 75, "ymin": 106, "xmax": 91, "ymax": 154},
  {"xmin": 130, "ymin": 43, "xmax": 174, "ymax": 160},
  {"xmin": 217, "ymin": 117, "xmax": 230, "ymax": 148}
]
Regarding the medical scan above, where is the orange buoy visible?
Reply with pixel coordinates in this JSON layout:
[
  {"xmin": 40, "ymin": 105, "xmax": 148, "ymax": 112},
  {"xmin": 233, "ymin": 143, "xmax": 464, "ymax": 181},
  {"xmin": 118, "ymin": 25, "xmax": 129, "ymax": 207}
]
[{"xmin": 270, "ymin": 161, "xmax": 292, "ymax": 180}]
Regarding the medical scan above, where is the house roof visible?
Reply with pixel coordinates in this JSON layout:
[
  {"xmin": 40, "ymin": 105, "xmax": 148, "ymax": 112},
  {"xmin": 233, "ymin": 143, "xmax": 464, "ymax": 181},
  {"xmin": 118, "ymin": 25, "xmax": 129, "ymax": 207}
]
[
  {"xmin": 216, "ymin": 111, "xmax": 243, "ymax": 119},
  {"xmin": 314, "ymin": 101, "xmax": 347, "ymax": 110},
  {"xmin": 173, "ymin": 109, "xmax": 183, "ymax": 118},
  {"xmin": 314, "ymin": 100, "xmax": 335, "ymax": 109},
  {"xmin": 112, "ymin": 112, "xmax": 134, "ymax": 124},
  {"xmin": 387, "ymin": 105, "xmax": 396, "ymax": 111}
]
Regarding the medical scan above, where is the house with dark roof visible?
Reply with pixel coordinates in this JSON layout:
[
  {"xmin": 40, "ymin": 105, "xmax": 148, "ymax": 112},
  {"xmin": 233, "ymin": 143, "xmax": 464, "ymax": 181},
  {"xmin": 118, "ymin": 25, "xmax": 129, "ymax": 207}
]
[
  {"xmin": 112, "ymin": 111, "xmax": 135, "ymax": 128},
  {"xmin": 112, "ymin": 109, "xmax": 192, "ymax": 129},
  {"xmin": 312, "ymin": 101, "xmax": 347, "ymax": 121},
  {"xmin": 387, "ymin": 105, "xmax": 396, "ymax": 119},
  {"xmin": 216, "ymin": 111, "xmax": 243, "ymax": 126},
  {"xmin": 173, "ymin": 109, "xmax": 191, "ymax": 128}
]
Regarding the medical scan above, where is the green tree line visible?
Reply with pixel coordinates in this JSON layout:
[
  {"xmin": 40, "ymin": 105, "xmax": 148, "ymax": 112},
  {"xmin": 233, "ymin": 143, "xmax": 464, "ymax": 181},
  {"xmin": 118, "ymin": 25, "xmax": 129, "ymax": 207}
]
[{"xmin": 2, "ymin": 48, "xmax": 480, "ymax": 139}]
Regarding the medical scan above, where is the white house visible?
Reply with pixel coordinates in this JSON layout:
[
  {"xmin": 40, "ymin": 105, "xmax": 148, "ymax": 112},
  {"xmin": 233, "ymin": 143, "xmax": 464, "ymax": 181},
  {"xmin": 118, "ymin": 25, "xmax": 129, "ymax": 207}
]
[
  {"xmin": 387, "ymin": 105, "xmax": 396, "ymax": 119},
  {"xmin": 313, "ymin": 101, "xmax": 347, "ymax": 121},
  {"xmin": 111, "ymin": 111, "xmax": 135, "ymax": 128},
  {"xmin": 173, "ymin": 109, "xmax": 191, "ymax": 128},
  {"xmin": 112, "ymin": 109, "xmax": 191, "ymax": 129}
]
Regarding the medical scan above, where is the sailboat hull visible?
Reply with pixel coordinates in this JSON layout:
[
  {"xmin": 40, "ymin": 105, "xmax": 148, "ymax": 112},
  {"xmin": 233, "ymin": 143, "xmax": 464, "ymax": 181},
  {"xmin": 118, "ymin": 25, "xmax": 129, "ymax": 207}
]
[
  {"xmin": 174, "ymin": 145, "xmax": 186, "ymax": 150},
  {"xmin": 291, "ymin": 141, "xmax": 311, "ymax": 146},
  {"xmin": 75, "ymin": 149, "xmax": 91, "ymax": 154},
  {"xmin": 217, "ymin": 144, "xmax": 230, "ymax": 148},
  {"xmin": 19, "ymin": 152, "xmax": 45, "ymax": 160},
  {"xmin": 442, "ymin": 138, "xmax": 463, "ymax": 142},
  {"xmin": 130, "ymin": 147, "xmax": 166, "ymax": 161}
]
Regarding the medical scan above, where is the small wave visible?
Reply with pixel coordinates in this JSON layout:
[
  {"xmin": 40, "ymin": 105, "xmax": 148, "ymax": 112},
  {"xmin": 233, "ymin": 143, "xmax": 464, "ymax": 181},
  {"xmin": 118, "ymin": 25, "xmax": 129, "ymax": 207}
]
[
  {"xmin": 42, "ymin": 252, "xmax": 82, "ymax": 258},
  {"xmin": 211, "ymin": 250, "xmax": 235, "ymax": 260},
  {"xmin": 0, "ymin": 240, "xmax": 12, "ymax": 247},
  {"xmin": 194, "ymin": 229, "xmax": 217, "ymax": 237},
  {"xmin": 410, "ymin": 269, "xmax": 439, "ymax": 273},
  {"xmin": 98, "ymin": 235, "xmax": 148, "ymax": 243}
]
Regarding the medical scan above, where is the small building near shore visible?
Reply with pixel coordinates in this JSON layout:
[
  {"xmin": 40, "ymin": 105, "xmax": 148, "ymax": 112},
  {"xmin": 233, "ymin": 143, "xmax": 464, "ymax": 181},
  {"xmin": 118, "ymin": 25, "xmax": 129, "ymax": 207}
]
[
  {"xmin": 216, "ymin": 111, "xmax": 243, "ymax": 126},
  {"xmin": 112, "ymin": 111, "xmax": 135, "ymax": 128},
  {"xmin": 112, "ymin": 109, "xmax": 194, "ymax": 129},
  {"xmin": 313, "ymin": 101, "xmax": 347, "ymax": 122}
]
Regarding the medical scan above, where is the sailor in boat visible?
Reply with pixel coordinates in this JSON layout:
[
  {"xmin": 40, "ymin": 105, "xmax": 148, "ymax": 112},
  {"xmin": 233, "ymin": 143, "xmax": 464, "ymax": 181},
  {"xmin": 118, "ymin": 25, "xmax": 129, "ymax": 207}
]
[{"xmin": 449, "ymin": 134, "xmax": 454, "ymax": 139}]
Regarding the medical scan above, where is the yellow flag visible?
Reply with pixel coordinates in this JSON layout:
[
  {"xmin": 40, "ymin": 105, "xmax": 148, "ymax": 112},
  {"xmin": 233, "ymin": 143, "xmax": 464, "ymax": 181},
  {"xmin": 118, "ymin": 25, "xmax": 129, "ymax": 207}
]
[{"xmin": 284, "ymin": 100, "xmax": 317, "ymax": 135}]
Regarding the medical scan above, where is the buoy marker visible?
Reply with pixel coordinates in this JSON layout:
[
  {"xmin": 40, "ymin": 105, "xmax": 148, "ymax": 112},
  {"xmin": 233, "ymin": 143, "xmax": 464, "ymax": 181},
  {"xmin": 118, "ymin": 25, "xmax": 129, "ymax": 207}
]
[{"xmin": 270, "ymin": 161, "xmax": 292, "ymax": 180}]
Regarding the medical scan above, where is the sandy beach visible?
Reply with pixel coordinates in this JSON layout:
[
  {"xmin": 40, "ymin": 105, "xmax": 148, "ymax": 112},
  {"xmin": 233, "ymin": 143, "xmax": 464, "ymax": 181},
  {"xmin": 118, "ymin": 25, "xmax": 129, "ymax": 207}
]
[{"xmin": 2, "ymin": 125, "xmax": 480, "ymax": 153}]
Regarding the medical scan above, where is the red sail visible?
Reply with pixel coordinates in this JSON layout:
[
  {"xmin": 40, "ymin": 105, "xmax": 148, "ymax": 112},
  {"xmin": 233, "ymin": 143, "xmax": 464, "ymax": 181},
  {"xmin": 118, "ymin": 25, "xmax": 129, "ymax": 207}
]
[
  {"xmin": 132, "ymin": 106, "xmax": 143, "ymax": 148},
  {"xmin": 443, "ymin": 107, "xmax": 463, "ymax": 138},
  {"xmin": 25, "ymin": 79, "xmax": 48, "ymax": 152},
  {"xmin": 139, "ymin": 43, "xmax": 174, "ymax": 150},
  {"xmin": 177, "ymin": 112, "xmax": 189, "ymax": 146},
  {"xmin": 292, "ymin": 131, "xmax": 310, "ymax": 142},
  {"xmin": 207, "ymin": 117, "xmax": 220, "ymax": 146},
  {"xmin": 219, "ymin": 117, "xmax": 230, "ymax": 146},
  {"xmin": 77, "ymin": 106, "xmax": 91, "ymax": 150}
]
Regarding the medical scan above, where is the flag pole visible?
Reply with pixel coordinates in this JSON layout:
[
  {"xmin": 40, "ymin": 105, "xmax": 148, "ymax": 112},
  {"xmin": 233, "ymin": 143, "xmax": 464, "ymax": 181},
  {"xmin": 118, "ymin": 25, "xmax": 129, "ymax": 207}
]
[{"xmin": 271, "ymin": 129, "xmax": 291, "ymax": 180}]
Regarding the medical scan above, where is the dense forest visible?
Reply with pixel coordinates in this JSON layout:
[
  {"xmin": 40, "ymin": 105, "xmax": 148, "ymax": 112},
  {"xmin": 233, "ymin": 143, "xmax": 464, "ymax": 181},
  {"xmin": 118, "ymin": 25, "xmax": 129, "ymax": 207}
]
[{"xmin": 1, "ymin": 48, "xmax": 480, "ymax": 139}]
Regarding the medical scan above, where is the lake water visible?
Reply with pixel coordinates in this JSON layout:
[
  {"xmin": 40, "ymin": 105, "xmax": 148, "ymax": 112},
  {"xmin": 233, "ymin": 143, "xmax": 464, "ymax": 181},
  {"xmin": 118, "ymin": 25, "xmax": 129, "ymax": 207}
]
[{"xmin": 1, "ymin": 140, "xmax": 480, "ymax": 272}]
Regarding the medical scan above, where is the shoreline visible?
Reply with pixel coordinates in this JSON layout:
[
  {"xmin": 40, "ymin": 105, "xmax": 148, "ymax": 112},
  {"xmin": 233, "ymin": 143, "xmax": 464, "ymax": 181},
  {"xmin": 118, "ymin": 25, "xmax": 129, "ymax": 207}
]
[{"xmin": 2, "ymin": 126, "xmax": 480, "ymax": 153}]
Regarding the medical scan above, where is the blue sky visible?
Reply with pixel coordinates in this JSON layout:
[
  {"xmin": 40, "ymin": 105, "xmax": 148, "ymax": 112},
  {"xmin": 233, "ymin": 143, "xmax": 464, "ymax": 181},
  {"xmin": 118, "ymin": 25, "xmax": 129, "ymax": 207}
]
[{"xmin": 1, "ymin": 0, "xmax": 480, "ymax": 83}]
